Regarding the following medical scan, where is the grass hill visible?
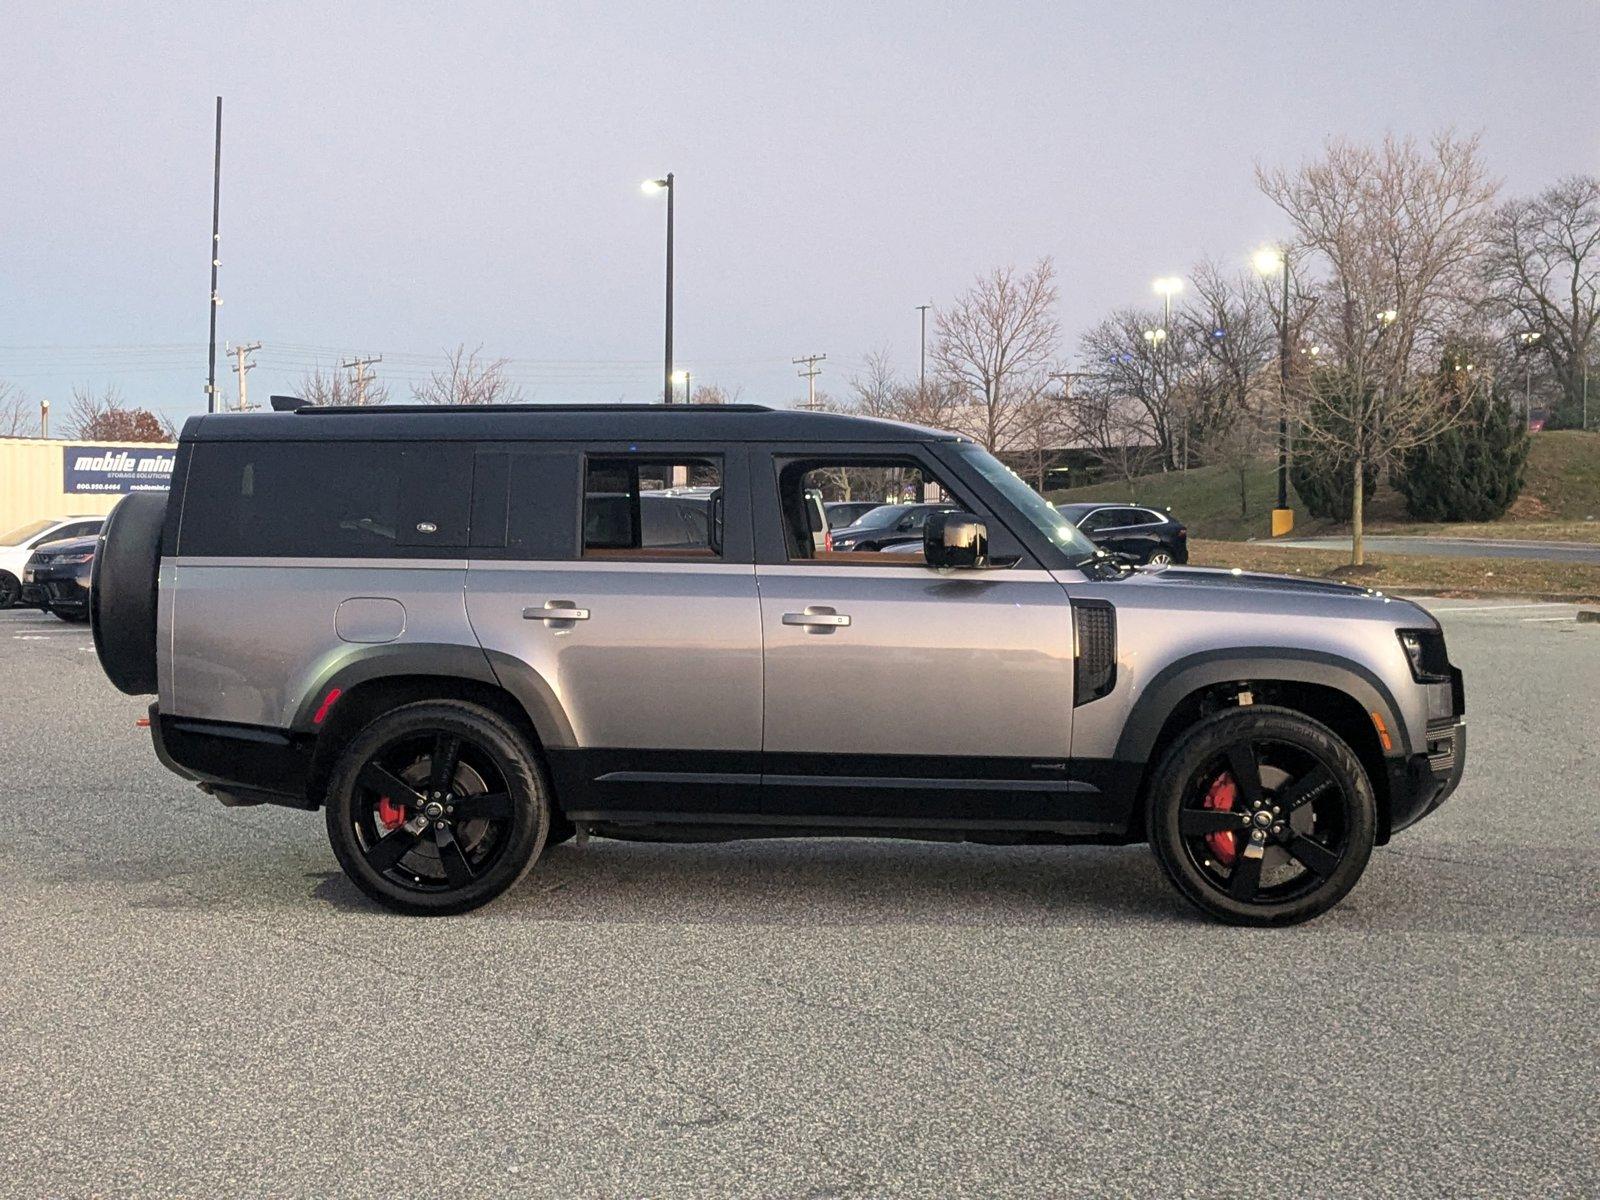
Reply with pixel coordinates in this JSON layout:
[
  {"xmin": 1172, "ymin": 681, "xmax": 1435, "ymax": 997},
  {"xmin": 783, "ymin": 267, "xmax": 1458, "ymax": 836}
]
[{"xmin": 1047, "ymin": 430, "xmax": 1600, "ymax": 543}]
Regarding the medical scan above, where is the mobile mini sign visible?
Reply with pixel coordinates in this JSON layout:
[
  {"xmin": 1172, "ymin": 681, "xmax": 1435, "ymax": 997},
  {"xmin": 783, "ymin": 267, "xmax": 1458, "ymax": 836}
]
[{"xmin": 62, "ymin": 445, "xmax": 176, "ymax": 494}]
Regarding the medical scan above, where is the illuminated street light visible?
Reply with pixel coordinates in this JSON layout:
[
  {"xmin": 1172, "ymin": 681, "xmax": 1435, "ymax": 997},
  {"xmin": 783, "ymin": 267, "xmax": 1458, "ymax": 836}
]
[
  {"xmin": 1142, "ymin": 328, "xmax": 1167, "ymax": 344},
  {"xmin": 1251, "ymin": 246, "xmax": 1285, "ymax": 276}
]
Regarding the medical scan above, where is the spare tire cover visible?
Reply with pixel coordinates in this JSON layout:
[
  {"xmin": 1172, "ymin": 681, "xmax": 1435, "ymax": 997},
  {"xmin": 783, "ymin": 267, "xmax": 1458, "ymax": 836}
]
[{"xmin": 91, "ymin": 492, "xmax": 167, "ymax": 696}]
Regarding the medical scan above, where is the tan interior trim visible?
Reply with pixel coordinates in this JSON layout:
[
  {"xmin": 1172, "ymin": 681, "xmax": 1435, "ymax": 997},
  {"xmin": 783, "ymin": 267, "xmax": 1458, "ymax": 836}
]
[
  {"xmin": 583, "ymin": 546, "xmax": 719, "ymax": 560},
  {"xmin": 790, "ymin": 550, "xmax": 928, "ymax": 566}
]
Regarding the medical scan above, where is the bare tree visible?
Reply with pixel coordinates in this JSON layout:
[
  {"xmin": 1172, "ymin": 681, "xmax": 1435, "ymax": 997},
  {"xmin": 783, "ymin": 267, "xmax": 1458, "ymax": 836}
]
[
  {"xmin": 1175, "ymin": 263, "xmax": 1281, "ymax": 509},
  {"xmin": 1, "ymin": 381, "xmax": 37, "ymax": 437},
  {"xmin": 1484, "ymin": 175, "xmax": 1600, "ymax": 428},
  {"xmin": 65, "ymin": 385, "xmax": 176, "ymax": 442},
  {"xmin": 297, "ymin": 364, "xmax": 390, "ymax": 407},
  {"xmin": 1076, "ymin": 309, "xmax": 1181, "ymax": 466},
  {"xmin": 1260, "ymin": 132, "xmax": 1497, "ymax": 562},
  {"xmin": 932, "ymin": 258, "xmax": 1061, "ymax": 450},
  {"xmin": 1069, "ymin": 380, "xmax": 1162, "ymax": 487},
  {"xmin": 847, "ymin": 350, "xmax": 967, "ymax": 431},
  {"xmin": 688, "ymin": 382, "xmax": 742, "ymax": 406},
  {"xmin": 412, "ymin": 344, "xmax": 525, "ymax": 405}
]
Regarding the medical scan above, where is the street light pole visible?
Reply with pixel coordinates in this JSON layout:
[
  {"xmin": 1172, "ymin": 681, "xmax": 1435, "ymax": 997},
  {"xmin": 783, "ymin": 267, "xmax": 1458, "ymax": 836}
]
[
  {"xmin": 916, "ymin": 304, "xmax": 931, "ymax": 392},
  {"xmin": 643, "ymin": 172, "xmax": 675, "ymax": 403},
  {"xmin": 206, "ymin": 96, "xmax": 222, "ymax": 414},
  {"xmin": 1152, "ymin": 276, "xmax": 1184, "ymax": 469},
  {"xmin": 1253, "ymin": 247, "xmax": 1295, "ymax": 536}
]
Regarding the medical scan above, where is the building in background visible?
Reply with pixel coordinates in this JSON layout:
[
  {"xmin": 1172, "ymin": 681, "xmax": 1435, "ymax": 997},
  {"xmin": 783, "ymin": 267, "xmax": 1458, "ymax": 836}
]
[{"xmin": 0, "ymin": 437, "xmax": 176, "ymax": 531}]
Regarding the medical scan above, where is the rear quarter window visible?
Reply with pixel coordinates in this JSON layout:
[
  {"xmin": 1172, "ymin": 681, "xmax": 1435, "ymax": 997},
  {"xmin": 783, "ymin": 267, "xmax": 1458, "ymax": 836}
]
[{"xmin": 178, "ymin": 441, "xmax": 473, "ymax": 557}]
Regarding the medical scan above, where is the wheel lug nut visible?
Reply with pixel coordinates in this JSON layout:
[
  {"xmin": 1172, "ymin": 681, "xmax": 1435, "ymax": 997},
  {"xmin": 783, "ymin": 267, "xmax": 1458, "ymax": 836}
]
[{"xmin": 435, "ymin": 821, "xmax": 445, "ymax": 829}]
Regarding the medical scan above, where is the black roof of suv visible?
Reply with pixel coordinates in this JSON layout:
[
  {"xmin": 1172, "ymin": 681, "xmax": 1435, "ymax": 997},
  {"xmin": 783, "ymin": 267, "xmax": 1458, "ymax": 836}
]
[{"xmin": 183, "ymin": 404, "xmax": 960, "ymax": 444}]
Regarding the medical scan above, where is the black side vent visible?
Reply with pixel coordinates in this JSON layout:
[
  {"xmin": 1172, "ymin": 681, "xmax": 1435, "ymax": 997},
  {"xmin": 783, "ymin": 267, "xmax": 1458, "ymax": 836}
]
[{"xmin": 1072, "ymin": 599, "xmax": 1117, "ymax": 706}]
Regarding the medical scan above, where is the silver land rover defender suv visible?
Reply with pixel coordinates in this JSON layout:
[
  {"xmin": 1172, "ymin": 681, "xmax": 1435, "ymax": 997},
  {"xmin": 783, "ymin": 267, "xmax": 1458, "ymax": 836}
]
[{"xmin": 91, "ymin": 403, "xmax": 1465, "ymax": 924}]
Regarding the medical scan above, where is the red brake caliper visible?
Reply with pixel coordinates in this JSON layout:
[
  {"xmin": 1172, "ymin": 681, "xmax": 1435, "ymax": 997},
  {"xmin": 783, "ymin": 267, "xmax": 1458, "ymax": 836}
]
[
  {"xmin": 1202, "ymin": 773, "xmax": 1239, "ymax": 866},
  {"xmin": 376, "ymin": 795, "xmax": 408, "ymax": 831}
]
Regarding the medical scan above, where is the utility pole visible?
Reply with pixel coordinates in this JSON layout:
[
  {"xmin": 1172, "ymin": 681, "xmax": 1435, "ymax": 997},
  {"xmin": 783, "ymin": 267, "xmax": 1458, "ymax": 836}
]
[
  {"xmin": 40, "ymin": 399, "xmax": 49, "ymax": 439},
  {"xmin": 793, "ymin": 354, "xmax": 826, "ymax": 410},
  {"xmin": 916, "ymin": 304, "xmax": 931, "ymax": 392},
  {"xmin": 340, "ymin": 354, "xmax": 383, "ymax": 406},
  {"xmin": 206, "ymin": 96, "xmax": 223, "ymax": 413},
  {"xmin": 229, "ymin": 341, "xmax": 262, "ymax": 411}
]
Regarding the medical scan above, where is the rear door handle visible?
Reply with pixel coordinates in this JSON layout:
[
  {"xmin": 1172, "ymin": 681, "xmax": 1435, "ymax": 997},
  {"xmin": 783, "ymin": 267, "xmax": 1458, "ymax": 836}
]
[
  {"xmin": 524, "ymin": 601, "xmax": 590, "ymax": 622},
  {"xmin": 782, "ymin": 606, "xmax": 851, "ymax": 632}
]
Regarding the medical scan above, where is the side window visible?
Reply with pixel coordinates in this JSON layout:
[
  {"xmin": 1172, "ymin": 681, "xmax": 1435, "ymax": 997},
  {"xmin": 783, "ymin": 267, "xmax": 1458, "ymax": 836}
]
[
  {"xmin": 1077, "ymin": 509, "xmax": 1111, "ymax": 533},
  {"xmin": 775, "ymin": 458, "xmax": 959, "ymax": 564},
  {"xmin": 179, "ymin": 441, "xmax": 472, "ymax": 557},
  {"xmin": 582, "ymin": 456, "xmax": 723, "ymax": 558}
]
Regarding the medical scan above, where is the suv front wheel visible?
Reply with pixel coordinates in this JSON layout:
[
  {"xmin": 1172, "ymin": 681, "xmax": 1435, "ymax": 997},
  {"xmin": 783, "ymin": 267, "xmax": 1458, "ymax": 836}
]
[
  {"xmin": 325, "ymin": 700, "xmax": 551, "ymax": 915},
  {"xmin": 1147, "ymin": 706, "xmax": 1376, "ymax": 926}
]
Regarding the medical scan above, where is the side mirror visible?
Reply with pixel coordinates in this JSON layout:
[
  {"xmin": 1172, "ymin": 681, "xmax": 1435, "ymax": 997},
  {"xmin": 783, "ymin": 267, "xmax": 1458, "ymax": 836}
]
[{"xmin": 924, "ymin": 512, "xmax": 988, "ymax": 569}]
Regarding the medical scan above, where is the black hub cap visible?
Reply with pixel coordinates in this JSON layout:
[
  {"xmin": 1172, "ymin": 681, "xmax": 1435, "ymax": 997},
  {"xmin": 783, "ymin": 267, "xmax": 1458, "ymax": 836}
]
[
  {"xmin": 1177, "ymin": 737, "xmax": 1351, "ymax": 905},
  {"xmin": 352, "ymin": 731, "xmax": 515, "ymax": 893},
  {"xmin": 0, "ymin": 576, "xmax": 17, "ymax": 607}
]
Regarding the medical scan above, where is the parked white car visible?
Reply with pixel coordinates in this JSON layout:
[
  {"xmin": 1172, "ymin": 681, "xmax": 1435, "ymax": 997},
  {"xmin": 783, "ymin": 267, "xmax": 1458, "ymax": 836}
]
[{"xmin": 0, "ymin": 516, "xmax": 104, "ymax": 609}]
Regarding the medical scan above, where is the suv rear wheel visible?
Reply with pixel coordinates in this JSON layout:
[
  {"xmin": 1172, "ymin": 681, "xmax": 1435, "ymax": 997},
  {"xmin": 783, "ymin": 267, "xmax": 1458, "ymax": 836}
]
[
  {"xmin": 325, "ymin": 700, "xmax": 551, "ymax": 915},
  {"xmin": 1146, "ymin": 706, "xmax": 1375, "ymax": 926}
]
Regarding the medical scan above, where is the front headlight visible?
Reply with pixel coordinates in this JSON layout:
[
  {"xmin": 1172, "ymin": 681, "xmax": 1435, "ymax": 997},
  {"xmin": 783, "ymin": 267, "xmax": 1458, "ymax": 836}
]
[
  {"xmin": 1397, "ymin": 628, "xmax": 1451, "ymax": 683},
  {"xmin": 56, "ymin": 552, "xmax": 95, "ymax": 565}
]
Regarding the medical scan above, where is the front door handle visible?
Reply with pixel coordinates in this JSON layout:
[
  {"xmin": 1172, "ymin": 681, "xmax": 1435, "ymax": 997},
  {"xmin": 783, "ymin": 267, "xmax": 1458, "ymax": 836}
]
[
  {"xmin": 782, "ymin": 606, "xmax": 851, "ymax": 632},
  {"xmin": 524, "ymin": 601, "xmax": 590, "ymax": 622}
]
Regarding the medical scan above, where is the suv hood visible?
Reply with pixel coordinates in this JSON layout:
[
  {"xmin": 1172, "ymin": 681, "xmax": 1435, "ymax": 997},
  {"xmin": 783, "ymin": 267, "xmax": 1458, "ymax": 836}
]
[
  {"xmin": 1131, "ymin": 564, "xmax": 1372, "ymax": 599},
  {"xmin": 29, "ymin": 535, "xmax": 99, "ymax": 557}
]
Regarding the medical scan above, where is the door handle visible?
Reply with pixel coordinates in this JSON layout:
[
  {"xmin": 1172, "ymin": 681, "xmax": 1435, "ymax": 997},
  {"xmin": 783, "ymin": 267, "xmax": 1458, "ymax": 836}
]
[
  {"xmin": 524, "ymin": 601, "xmax": 590, "ymax": 622},
  {"xmin": 782, "ymin": 606, "xmax": 851, "ymax": 632}
]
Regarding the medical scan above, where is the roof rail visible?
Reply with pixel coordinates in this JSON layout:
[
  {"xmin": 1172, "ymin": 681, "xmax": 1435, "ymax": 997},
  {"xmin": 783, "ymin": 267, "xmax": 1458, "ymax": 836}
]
[{"xmin": 298, "ymin": 402, "xmax": 775, "ymax": 416}]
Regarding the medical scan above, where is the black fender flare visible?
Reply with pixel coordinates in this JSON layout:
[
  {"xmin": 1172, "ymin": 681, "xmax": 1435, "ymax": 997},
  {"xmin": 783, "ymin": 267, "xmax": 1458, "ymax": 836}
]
[
  {"xmin": 287, "ymin": 642, "xmax": 576, "ymax": 750},
  {"xmin": 1112, "ymin": 647, "xmax": 1412, "ymax": 764}
]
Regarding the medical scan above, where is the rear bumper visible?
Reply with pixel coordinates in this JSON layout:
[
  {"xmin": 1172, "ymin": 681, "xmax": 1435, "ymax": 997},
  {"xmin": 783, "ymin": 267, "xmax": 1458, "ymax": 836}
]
[
  {"xmin": 1386, "ymin": 719, "xmax": 1467, "ymax": 837},
  {"xmin": 149, "ymin": 705, "xmax": 318, "ymax": 809}
]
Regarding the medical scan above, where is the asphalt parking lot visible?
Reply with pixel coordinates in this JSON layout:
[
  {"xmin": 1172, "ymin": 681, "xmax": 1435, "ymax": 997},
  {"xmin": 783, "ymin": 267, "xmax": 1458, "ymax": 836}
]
[{"xmin": 1, "ymin": 600, "xmax": 1595, "ymax": 1199}]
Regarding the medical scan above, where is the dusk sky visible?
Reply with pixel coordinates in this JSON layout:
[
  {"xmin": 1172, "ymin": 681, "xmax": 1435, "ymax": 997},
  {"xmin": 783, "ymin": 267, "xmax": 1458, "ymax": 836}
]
[{"xmin": 2, "ymin": 1, "xmax": 1596, "ymax": 426}]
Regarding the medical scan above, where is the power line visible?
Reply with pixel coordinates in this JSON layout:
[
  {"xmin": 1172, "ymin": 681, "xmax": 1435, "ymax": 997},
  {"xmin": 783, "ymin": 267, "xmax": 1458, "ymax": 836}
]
[{"xmin": 793, "ymin": 353, "xmax": 826, "ymax": 410}]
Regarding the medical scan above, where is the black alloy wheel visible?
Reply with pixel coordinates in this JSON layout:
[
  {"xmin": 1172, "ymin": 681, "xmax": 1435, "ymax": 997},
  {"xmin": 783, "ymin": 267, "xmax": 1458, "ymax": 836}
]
[
  {"xmin": 0, "ymin": 572, "xmax": 19, "ymax": 609},
  {"xmin": 1148, "ymin": 706, "xmax": 1375, "ymax": 926},
  {"xmin": 325, "ymin": 700, "xmax": 550, "ymax": 915}
]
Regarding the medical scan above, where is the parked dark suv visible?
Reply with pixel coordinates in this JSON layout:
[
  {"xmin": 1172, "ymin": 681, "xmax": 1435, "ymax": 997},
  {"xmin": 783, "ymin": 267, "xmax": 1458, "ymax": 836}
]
[
  {"xmin": 1057, "ymin": 503, "xmax": 1188, "ymax": 566},
  {"xmin": 830, "ymin": 502, "xmax": 964, "ymax": 552},
  {"xmin": 90, "ymin": 403, "xmax": 1464, "ymax": 924},
  {"xmin": 22, "ymin": 534, "xmax": 97, "ymax": 621}
]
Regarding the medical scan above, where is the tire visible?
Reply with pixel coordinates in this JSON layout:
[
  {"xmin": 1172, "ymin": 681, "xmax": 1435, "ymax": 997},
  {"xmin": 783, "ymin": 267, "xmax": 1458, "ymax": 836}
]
[
  {"xmin": 0, "ymin": 572, "xmax": 19, "ymax": 610},
  {"xmin": 324, "ymin": 700, "xmax": 551, "ymax": 916},
  {"xmin": 1147, "ymin": 705, "xmax": 1375, "ymax": 926},
  {"xmin": 91, "ymin": 492, "xmax": 167, "ymax": 695},
  {"xmin": 1146, "ymin": 550, "xmax": 1173, "ymax": 567}
]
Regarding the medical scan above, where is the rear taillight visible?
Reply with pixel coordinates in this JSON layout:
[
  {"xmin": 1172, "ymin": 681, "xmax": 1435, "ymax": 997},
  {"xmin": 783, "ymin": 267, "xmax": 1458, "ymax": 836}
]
[
  {"xmin": 824, "ymin": 530, "xmax": 834, "ymax": 552},
  {"xmin": 1176, "ymin": 528, "xmax": 1187, "ymax": 540}
]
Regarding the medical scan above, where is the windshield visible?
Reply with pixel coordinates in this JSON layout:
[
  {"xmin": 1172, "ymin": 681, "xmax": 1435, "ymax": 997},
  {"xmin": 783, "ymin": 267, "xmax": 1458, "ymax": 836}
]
[
  {"xmin": 853, "ymin": 504, "xmax": 907, "ymax": 528},
  {"xmin": 951, "ymin": 444, "xmax": 1098, "ymax": 565},
  {"xmin": 1, "ymin": 519, "xmax": 57, "ymax": 546}
]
